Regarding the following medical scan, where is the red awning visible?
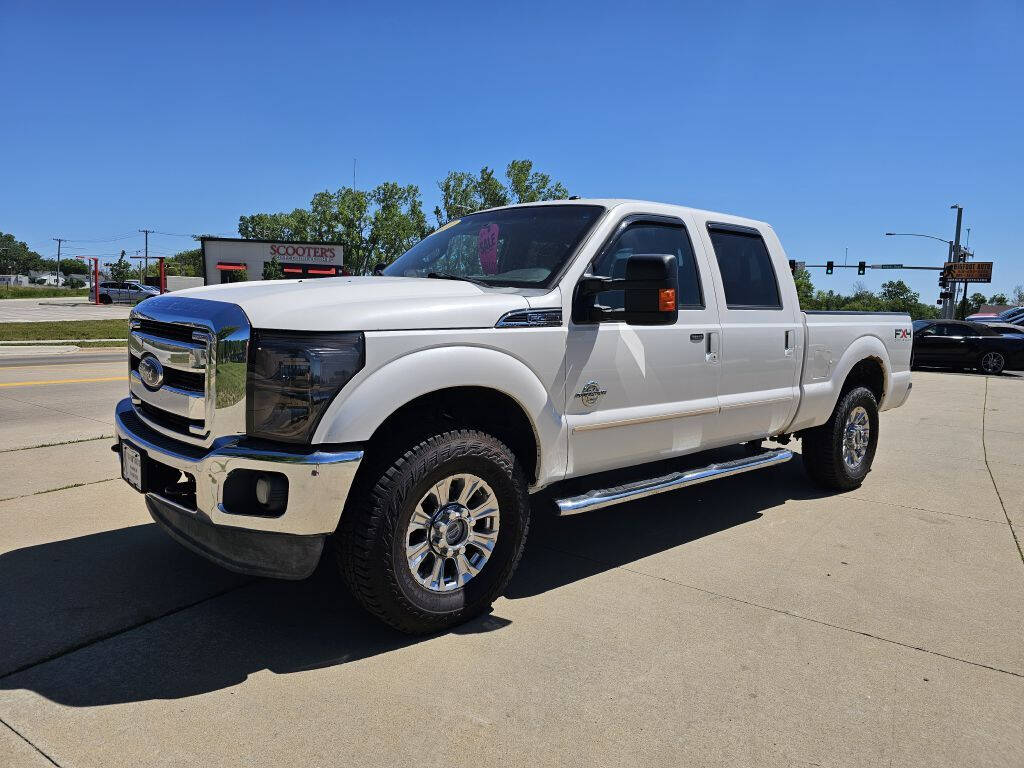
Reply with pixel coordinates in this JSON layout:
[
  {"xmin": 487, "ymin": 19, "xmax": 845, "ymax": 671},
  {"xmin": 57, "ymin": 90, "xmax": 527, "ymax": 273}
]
[
  {"xmin": 283, "ymin": 267, "xmax": 303, "ymax": 274},
  {"xmin": 307, "ymin": 268, "xmax": 337, "ymax": 275},
  {"xmin": 216, "ymin": 263, "xmax": 246, "ymax": 271}
]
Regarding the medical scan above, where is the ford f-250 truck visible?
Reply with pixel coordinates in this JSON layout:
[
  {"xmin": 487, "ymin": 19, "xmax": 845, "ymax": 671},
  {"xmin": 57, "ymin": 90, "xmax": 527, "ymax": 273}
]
[{"xmin": 115, "ymin": 199, "xmax": 913, "ymax": 633}]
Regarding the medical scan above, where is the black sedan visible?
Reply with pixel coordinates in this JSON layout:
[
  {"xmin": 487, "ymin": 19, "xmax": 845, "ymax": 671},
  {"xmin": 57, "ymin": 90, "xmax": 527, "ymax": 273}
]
[{"xmin": 912, "ymin": 320, "xmax": 1024, "ymax": 375}]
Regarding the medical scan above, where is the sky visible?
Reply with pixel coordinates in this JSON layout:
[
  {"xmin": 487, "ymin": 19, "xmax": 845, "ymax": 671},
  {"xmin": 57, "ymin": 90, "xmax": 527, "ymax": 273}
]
[{"xmin": 2, "ymin": 0, "xmax": 1021, "ymax": 301}]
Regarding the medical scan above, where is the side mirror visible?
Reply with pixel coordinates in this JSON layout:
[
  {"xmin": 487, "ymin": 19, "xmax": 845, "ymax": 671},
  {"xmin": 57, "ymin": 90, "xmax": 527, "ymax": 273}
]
[{"xmin": 576, "ymin": 253, "xmax": 678, "ymax": 325}]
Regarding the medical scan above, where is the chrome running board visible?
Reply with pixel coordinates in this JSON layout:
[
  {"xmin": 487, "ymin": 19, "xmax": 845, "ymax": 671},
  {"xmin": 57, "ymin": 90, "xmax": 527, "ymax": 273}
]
[{"xmin": 554, "ymin": 449, "xmax": 793, "ymax": 516}]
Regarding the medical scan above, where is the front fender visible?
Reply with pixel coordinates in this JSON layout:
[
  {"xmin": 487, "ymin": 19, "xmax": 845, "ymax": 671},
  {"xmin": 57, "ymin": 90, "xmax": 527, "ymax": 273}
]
[{"xmin": 313, "ymin": 345, "xmax": 567, "ymax": 488}]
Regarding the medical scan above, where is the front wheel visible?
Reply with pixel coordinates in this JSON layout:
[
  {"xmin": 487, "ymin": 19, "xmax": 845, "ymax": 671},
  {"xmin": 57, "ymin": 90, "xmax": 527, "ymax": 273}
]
[
  {"xmin": 801, "ymin": 386, "xmax": 879, "ymax": 491},
  {"xmin": 336, "ymin": 429, "xmax": 530, "ymax": 634},
  {"xmin": 979, "ymin": 351, "xmax": 1005, "ymax": 375}
]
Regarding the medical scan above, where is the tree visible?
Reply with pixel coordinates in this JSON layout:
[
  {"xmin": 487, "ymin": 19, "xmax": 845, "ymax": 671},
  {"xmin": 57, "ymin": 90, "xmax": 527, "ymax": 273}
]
[
  {"xmin": 109, "ymin": 250, "xmax": 133, "ymax": 283},
  {"xmin": 366, "ymin": 183, "xmax": 430, "ymax": 274},
  {"xmin": 225, "ymin": 268, "xmax": 247, "ymax": 283},
  {"xmin": 262, "ymin": 253, "xmax": 284, "ymax": 280},
  {"xmin": 878, "ymin": 280, "xmax": 919, "ymax": 313},
  {"xmin": 966, "ymin": 292, "xmax": 988, "ymax": 315},
  {"xmin": 793, "ymin": 266, "xmax": 814, "ymax": 308},
  {"xmin": 803, "ymin": 277, "xmax": 936, "ymax": 319},
  {"xmin": 165, "ymin": 247, "xmax": 202, "ymax": 277},
  {"xmin": 988, "ymin": 293, "xmax": 1008, "ymax": 306},
  {"xmin": 433, "ymin": 160, "xmax": 568, "ymax": 225},
  {"xmin": 53, "ymin": 258, "xmax": 87, "ymax": 275},
  {"xmin": 0, "ymin": 231, "xmax": 45, "ymax": 274},
  {"xmin": 1012, "ymin": 285, "xmax": 1024, "ymax": 307},
  {"xmin": 433, "ymin": 167, "xmax": 512, "ymax": 225},
  {"xmin": 505, "ymin": 159, "xmax": 569, "ymax": 204},
  {"xmin": 239, "ymin": 183, "xmax": 428, "ymax": 275}
]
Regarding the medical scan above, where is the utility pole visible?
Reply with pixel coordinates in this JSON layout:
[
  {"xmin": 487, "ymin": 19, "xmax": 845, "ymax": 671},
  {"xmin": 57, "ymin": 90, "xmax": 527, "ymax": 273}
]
[
  {"xmin": 52, "ymin": 237, "xmax": 66, "ymax": 287},
  {"xmin": 139, "ymin": 229, "xmax": 152, "ymax": 285},
  {"xmin": 950, "ymin": 204, "xmax": 964, "ymax": 319}
]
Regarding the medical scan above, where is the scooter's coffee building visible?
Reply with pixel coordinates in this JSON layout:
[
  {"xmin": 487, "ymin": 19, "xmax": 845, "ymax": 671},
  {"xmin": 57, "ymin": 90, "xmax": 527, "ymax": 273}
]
[{"xmin": 201, "ymin": 237, "xmax": 346, "ymax": 283}]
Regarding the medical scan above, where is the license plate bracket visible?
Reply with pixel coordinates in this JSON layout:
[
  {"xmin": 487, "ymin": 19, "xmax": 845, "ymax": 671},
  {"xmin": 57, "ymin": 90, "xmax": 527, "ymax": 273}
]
[{"xmin": 121, "ymin": 441, "xmax": 146, "ymax": 493}]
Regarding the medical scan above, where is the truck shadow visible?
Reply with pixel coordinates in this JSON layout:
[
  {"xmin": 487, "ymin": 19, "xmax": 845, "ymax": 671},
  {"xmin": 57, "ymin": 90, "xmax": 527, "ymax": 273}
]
[{"xmin": 0, "ymin": 450, "xmax": 830, "ymax": 707}]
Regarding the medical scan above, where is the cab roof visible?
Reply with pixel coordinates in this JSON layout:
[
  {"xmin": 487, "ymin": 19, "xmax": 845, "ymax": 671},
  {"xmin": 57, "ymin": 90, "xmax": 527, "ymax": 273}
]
[{"xmin": 481, "ymin": 198, "xmax": 773, "ymax": 233}]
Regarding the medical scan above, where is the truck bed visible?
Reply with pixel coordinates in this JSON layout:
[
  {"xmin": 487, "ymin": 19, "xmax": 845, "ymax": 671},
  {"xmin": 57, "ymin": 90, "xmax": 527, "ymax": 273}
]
[{"xmin": 787, "ymin": 310, "xmax": 913, "ymax": 433}]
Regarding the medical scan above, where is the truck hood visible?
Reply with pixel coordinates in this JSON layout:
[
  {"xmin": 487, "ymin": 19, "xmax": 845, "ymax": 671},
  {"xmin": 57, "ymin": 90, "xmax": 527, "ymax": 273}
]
[{"xmin": 171, "ymin": 276, "xmax": 530, "ymax": 331}]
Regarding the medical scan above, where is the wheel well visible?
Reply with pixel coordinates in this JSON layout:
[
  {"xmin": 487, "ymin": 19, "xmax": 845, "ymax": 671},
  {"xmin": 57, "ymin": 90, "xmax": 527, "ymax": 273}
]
[
  {"xmin": 362, "ymin": 387, "xmax": 540, "ymax": 484},
  {"xmin": 841, "ymin": 357, "xmax": 885, "ymax": 405}
]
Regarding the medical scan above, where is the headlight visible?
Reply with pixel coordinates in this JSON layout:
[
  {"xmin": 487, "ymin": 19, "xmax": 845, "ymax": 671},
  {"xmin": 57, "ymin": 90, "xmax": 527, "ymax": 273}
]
[{"xmin": 247, "ymin": 330, "xmax": 365, "ymax": 444}]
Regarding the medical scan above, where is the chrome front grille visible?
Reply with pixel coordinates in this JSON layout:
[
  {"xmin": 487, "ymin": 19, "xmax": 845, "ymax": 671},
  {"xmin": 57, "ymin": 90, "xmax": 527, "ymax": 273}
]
[{"xmin": 127, "ymin": 296, "xmax": 251, "ymax": 447}]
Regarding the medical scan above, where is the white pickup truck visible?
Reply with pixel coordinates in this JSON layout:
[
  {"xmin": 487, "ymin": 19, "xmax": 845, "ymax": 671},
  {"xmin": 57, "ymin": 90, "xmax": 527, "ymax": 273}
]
[{"xmin": 115, "ymin": 199, "xmax": 913, "ymax": 633}]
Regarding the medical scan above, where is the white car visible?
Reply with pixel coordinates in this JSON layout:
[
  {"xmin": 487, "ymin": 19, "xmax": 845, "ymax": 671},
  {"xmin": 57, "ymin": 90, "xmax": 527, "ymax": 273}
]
[
  {"xmin": 115, "ymin": 199, "xmax": 913, "ymax": 633},
  {"xmin": 98, "ymin": 280, "xmax": 159, "ymax": 304}
]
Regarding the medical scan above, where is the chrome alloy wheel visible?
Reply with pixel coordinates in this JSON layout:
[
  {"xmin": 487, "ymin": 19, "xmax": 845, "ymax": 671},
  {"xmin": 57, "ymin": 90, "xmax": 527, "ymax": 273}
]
[
  {"xmin": 842, "ymin": 405, "xmax": 870, "ymax": 470},
  {"xmin": 406, "ymin": 473, "xmax": 500, "ymax": 592},
  {"xmin": 981, "ymin": 352, "xmax": 1004, "ymax": 374}
]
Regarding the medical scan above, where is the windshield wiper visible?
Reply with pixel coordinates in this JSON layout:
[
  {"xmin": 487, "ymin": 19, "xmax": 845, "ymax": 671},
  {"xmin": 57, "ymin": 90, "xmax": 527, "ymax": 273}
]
[{"xmin": 426, "ymin": 271, "xmax": 491, "ymax": 288}]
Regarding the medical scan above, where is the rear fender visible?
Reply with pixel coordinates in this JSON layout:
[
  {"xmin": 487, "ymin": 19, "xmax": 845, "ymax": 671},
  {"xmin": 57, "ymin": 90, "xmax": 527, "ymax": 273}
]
[{"xmin": 789, "ymin": 335, "xmax": 894, "ymax": 432}]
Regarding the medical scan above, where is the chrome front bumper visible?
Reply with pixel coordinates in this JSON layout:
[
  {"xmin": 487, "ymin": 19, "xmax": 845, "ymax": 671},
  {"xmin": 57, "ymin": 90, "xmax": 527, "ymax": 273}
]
[{"xmin": 115, "ymin": 398, "xmax": 363, "ymax": 538}]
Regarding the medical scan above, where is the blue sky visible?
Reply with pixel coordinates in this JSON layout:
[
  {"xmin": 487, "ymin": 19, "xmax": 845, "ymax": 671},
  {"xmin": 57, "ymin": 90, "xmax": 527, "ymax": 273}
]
[{"xmin": 2, "ymin": 0, "xmax": 1021, "ymax": 300}]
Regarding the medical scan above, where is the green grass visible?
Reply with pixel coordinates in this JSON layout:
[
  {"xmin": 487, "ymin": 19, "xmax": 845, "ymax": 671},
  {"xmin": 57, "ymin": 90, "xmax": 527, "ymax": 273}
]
[
  {"xmin": 0, "ymin": 319, "xmax": 129, "ymax": 341},
  {"xmin": 0, "ymin": 286, "xmax": 90, "ymax": 300}
]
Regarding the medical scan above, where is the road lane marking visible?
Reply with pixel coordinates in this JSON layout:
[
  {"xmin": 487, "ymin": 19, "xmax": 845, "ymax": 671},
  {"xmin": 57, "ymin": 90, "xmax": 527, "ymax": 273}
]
[{"xmin": 0, "ymin": 376, "xmax": 128, "ymax": 388}]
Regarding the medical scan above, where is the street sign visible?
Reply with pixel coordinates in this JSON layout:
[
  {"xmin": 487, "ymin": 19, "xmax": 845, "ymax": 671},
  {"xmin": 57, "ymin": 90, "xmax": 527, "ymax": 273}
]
[
  {"xmin": 944, "ymin": 262, "xmax": 993, "ymax": 283},
  {"xmin": 871, "ymin": 264, "xmax": 903, "ymax": 269}
]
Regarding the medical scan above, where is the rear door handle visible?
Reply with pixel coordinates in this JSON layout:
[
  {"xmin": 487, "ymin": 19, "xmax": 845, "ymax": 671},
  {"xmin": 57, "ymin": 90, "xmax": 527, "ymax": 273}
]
[{"xmin": 785, "ymin": 329, "xmax": 796, "ymax": 356}]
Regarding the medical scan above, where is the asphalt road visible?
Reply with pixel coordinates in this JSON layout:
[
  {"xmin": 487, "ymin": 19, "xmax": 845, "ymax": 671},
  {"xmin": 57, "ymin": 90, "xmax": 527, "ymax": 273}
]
[{"xmin": 0, "ymin": 354, "xmax": 1022, "ymax": 767}]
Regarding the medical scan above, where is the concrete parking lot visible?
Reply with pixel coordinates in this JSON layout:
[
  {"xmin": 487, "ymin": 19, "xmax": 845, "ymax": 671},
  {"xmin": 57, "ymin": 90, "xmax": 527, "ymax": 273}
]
[
  {"xmin": 0, "ymin": 354, "xmax": 1022, "ymax": 767},
  {"xmin": 0, "ymin": 296, "xmax": 132, "ymax": 323}
]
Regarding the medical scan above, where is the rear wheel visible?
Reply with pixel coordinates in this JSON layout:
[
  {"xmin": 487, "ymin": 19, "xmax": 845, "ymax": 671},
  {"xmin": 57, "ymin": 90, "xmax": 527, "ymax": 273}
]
[
  {"xmin": 99, "ymin": 293, "xmax": 112, "ymax": 304},
  {"xmin": 979, "ymin": 351, "xmax": 1005, "ymax": 375},
  {"xmin": 337, "ymin": 429, "xmax": 530, "ymax": 634},
  {"xmin": 802, "ymin": 386, "xmax": 879, "ymax": 491}
]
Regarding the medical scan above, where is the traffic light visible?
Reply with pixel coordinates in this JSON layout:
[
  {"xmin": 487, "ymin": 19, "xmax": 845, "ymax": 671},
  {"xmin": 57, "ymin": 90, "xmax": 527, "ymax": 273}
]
[
  {"xmin": 939, "ymin": 275, "xmax": 948, "ymax": 289},
  {"xmin": 857, "ymin": 261, "xmax": 866, "ymax": 275},
  {"xmin": 826, "ymin": 261, "xmax": 834, "ymax": 275},
  {"xmin": 788, "ymin": 259, "xmax": 796, "ymax": 274}
]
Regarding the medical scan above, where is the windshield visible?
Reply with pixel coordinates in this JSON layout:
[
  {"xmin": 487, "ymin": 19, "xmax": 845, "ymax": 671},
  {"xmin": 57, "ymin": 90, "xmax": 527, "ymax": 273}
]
[{"xmin": 383, "ymin": 204, "xmax": 604, "ymax": 287}]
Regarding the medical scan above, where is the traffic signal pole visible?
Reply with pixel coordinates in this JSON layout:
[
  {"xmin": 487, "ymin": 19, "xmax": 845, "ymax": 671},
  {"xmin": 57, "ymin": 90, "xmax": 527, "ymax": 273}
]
[{"xmin": 950, "ymin": 205, "xmax": 964, "ymax": 319}]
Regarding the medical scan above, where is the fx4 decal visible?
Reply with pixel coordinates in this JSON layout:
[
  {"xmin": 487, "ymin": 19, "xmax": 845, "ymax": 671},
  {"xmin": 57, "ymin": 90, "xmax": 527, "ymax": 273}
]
[{"xmin": 894, "ymin": 328, "xmax": 911, "ymax": 340}]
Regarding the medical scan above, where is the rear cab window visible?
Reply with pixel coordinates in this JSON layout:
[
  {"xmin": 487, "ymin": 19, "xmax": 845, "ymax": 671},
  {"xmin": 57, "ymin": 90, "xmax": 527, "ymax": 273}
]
[{"xmin": 706, "ymin": 223, "xmax": 782, "ymax": 310}]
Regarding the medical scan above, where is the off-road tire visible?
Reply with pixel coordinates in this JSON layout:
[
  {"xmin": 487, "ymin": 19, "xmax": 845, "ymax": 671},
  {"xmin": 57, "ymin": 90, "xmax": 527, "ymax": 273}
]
[
  {"xmin": 336, "ymin": 429, "xmax": 530, "ymax": 634},
  {"xmin": 801, "ymin": 386, "xmax": 879, "ymax": 491}
]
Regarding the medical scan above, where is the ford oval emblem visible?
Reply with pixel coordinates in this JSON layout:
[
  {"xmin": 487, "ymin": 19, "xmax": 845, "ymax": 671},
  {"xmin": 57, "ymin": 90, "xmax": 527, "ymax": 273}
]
[{"xmin": 138, "ymin": 355, "xmax": 165, "ymax": 390}]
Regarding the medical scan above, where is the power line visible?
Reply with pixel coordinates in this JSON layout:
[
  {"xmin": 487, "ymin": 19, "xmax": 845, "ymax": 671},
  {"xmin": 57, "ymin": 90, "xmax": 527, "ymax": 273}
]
[{"xmin": 64, "ymin": 232, "xmax": 138, "ymax": 243}]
